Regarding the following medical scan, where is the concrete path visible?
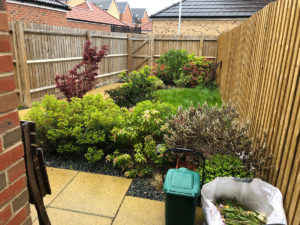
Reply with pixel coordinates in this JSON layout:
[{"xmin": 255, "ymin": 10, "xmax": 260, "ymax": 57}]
[{"xmin": 30, "ymin": 167, "xmax": 204, "ymax": 225}]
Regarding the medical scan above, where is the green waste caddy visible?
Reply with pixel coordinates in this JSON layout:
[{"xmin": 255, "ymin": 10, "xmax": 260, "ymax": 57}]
[{"xmin": 162, "ymin": 148, "xmax": 205, "ymax": 225}]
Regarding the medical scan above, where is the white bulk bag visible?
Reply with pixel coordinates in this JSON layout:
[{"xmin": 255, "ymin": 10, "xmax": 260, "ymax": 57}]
[{"xmin": 201, "ymin": 177, "xmax": 287, "ymax": 225}]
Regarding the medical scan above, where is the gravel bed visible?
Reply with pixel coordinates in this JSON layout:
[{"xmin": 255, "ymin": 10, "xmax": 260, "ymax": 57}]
[{"xmin": 44, "ymin": 153, "xmax": 164, "ymax": 201}]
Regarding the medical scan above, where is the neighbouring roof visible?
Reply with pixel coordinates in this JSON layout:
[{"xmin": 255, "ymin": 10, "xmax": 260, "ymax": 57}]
[
  {"xmin": 131, "ymin": 8, "xmax": 146, "ymax": 19},
  {"xmin": 13, "ymin": 0, "xmax": 70, "ymax": 10},
  {"xmin": 67, "ymin": 2, "xmax": 126, "ymax": 26},
  {"xmin": 89, "ymin": 0, "xmax": 112, "ymax": 10},
  {"xmin": 151, "ymin": 0, "xmax": 275, "ymax": 18},
  {"xmin": 141, "ymin": 21, "xmax": 152, "ymax": 31},
  {"xmin": 116, "ymin": 1, "xmax": 128, "ymax": 14}
]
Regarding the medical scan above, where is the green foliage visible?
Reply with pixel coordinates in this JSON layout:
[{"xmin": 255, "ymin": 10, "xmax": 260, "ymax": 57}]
[
  {"xmin": 157, "ymin": 85, "xmax": 222, "ymax": 109},
  {"xmin": 164, "ymin": 103, "xmax": 266, "ymax": 174},
  {"xmin": 152, "ymin": 49, "xmax": 214, "ymax": 87},
  {"xmin": 25, "ymin": 94, "xmax": 125, "ymax": 161},
  {"xmin": 106, "ymin": 136, "xmax": 167, "ymax": 178},
  {"xmin": 198, "ymin": 154, "xmax": 253, "ymax": 184},
  {"xmin": 112, "ymin": 100, "xmax": 176, "ymax": 147},
  {"xmin": 105, "ymin": 66, "xmax": 158, "ymax": 108}
]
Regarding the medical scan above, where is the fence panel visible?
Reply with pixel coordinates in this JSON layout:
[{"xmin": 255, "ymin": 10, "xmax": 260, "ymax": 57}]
[
  {"xmin": 9, "ymin": 21, "xmax": 217, "ymax": 106},
  {"xmin": 216, "ymin": 0, "xmax": 299, "ymax": 224}
]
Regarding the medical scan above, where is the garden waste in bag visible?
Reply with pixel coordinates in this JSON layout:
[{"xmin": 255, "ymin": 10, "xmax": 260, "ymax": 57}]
[{"xmin": 201, "ymin": 177, "xmax": 287, "ymax": 225}]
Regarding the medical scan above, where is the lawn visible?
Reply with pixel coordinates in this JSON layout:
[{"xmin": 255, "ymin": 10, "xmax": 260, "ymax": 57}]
[{"xmin": 157, "ymin": 85, "xmax": 222, "ymax": 109}]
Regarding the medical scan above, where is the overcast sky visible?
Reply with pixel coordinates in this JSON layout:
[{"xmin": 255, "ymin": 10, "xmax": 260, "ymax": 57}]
[{"xmin": 126, "ymin": 0, "xmax": 179, "ymax": 16}]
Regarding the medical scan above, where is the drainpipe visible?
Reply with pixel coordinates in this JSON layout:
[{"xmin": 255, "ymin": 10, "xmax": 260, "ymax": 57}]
[{"xmin": 178, "ymin": 0, "xmax": 182, "ymax": 35}]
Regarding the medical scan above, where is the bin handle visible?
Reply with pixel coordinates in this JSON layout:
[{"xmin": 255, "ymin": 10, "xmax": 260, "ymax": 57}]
[{"xmin": 162, "ymin": 148, "xmax": 205, "ymax": 188}]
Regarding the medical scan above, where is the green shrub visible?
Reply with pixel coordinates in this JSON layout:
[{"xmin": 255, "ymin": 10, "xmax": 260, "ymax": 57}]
[
  {"xmin": 106, "ymin": 100, "xmax": 174, "ymax": 178},
  {"xmin": 106, "ymin": 136, "xmax": 167, "ymax": 178},
  {"xmin": 152, "ymin": 49, "xmax": 190, "ymax": 85},
  {"xmin": 152, "ymin": 49, "xmax": 214, "ymax": 87},
  {"xmin": 25, "ymin": 94, "xmax": 125, "ymax": 160},
  {"xmin": 112, "ymin": 100, "xmax": 176, "ymax": 147},
  {"xmin": 198, "ymin": 154, "xmax": 253, "ymax": 184},
  {"xmin": 163, "ymin": 103, "xmax": 266, "ymax": 174},
  {"xmin": 105, "ymin": 66, "xmax": 158, "ymax": 108}
]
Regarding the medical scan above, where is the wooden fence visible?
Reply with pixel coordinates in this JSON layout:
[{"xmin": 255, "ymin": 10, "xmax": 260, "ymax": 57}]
[
  {"xmin": 9, "ymin": 22, "xmax": 217, "ymax": 106},
  {"xmin": 216, "ymin": 0, "xmax": 299, "ymax": 224}
]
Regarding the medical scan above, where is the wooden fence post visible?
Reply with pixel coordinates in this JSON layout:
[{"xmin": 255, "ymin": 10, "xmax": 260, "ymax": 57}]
[
  {"xmin": 127, "ymin": 33, "xmax": 132, "ymax": 72},
  {"xmin": 149, "ymin": 34, "xmax": 155, "ymax": 66},
  {"xmin": 199, "ymin": 36, "xmax": 204, "ymax": 57},
  {"xmin": 86, "ymin": 30, "xmax": 91, "ymax": 42},
  {"xmin": 15, "ymin": 22, "xmax": 31, "ymax": 107}
]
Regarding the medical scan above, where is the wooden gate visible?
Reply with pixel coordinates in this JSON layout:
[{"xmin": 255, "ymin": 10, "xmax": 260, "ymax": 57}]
[{"xmin": 128, "ymin": 34, "xmax": 153, "ymax": 72}]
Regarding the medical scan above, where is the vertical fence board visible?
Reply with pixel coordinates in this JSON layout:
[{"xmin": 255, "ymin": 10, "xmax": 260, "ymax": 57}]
[{"xmin": 216, "ymin": 0, "xmax": 299, "ymax": 223}]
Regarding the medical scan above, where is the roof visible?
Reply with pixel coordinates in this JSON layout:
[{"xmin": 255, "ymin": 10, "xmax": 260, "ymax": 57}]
[
  {"xmin": 14, "ymin": 0, "xmax": 70, "ymax": 10},
  {"xmin": 67, "ymin": 2, "xmax": 126, "ymax": 26},
  {"xmin": 89, "ymin": 0, "xmax": 112, "ymax": 10},
  {"xmin": 131, "ymin": 8, "xmax": 146, "ymax": 19},
  {"xmin": 117, "ymin": 2, "xmax": 128, "ymax": 14},
  {"xmin": 151, "ymin": 0, "xmax": 275, "ymax": 18},
  {"xmin": 141, "ymin": 21, "xmax": 152, "ymax": 31}
]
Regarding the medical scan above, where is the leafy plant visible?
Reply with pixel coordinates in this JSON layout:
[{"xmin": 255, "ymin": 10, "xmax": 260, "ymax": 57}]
[
  {"xmin": 163, "ymin": 103, "xmax": 266, "ymax": 174},
  {"xmin": 112, "ymin": 100, "xmax": 176, "ymax": 148},
  {"xmin": 55, "ymin": 41, "xmax": 108, "ymax": 101},
  {"xmin": 198, "ymin": 154, "xmax": 253, "ymax": 184},
  {"xmin": 105, "ymin": 66, "xmax": 158, "ymax": 108},
  {"xmin": 25, "ymin": 94, "xmax": 125, "ymax": 160},
  {"xmin": 106, "ymin": 136, "xmax": 167, "ymax": 178}
]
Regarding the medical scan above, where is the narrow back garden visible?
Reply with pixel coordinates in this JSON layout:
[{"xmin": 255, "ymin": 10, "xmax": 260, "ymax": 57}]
[{"xmin": 23, "ymin": 43, "xmax": 260, "ymax": 201}]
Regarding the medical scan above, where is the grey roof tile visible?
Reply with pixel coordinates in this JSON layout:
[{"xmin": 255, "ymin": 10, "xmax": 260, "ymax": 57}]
[
  {"xmin": 117, "ymin": 2, "xmax": 128, "ymax": 14},
  {"xmin": 151, "ymin": 0, "xmax": 275, "ymax": 18},
  {"xmin": 89, "ymin": 0, "xmax": 112, "ymax": 10},
  {"xmin": 131, "ymin": 8, "xmax": 146, "ymax": 19}
]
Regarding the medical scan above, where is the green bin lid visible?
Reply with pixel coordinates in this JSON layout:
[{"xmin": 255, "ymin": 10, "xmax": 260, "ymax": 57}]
[{"xmin": 163, "ymin": 167, "xmax": 201, "ymax": 198}]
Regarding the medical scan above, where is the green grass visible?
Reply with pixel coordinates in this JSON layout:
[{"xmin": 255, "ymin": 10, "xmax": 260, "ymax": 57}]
[{"xmin": 157, "ymin": 85, "xmax": 222, "ymax": 109}]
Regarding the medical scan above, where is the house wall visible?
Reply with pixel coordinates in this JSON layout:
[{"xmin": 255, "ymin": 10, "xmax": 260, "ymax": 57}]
[
  {"xmin": 0, "ymin": 0, "xmax": 32, "ymax": 225},
  {"xmin": 140, "ymin": 11, "xmax": 150, "ymax": 26},
  {"xmin": 120, "ymin": 4, "xmax": 132, "ymax": 26},
  {"xmin": 6, "ymin": 2, "xmax": 67, "ymax": 26},
  {"xmin": 67, "ymin": 20, "xmax": 111, "ymax": 32},
  {"xmin": 107, "ymin": 0, "xmax": 120, "ymax": 19},
  {"xmin": 152, "ymin": 19, "xmax": 245, "ymax": 36}
]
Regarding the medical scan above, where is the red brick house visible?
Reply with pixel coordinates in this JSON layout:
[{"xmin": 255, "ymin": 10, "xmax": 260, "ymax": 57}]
[
  {"xmin": 67, "ymin": 1, "xmax": 127, "ymax": 32},
  {"xmin": 6, "ymin": 0, "xmax": 70, "ymax": 26},
  {"xmin": 141, "ymin": 21, "xmax": 152, "ymax": 33},
  {"xmin": 0, "ymin": 0, "xmax": 32, "ymax": 224},
  {"xmin": 117, "ymin": 1, "xmax": 133, "ymax": 27},
  {"xmin": 131, "ymin": 8, "xmax": 150, "ymax": 27}
]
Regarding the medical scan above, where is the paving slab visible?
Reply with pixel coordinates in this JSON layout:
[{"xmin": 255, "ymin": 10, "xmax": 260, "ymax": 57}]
[
  {"xmin": 112, "ymin": 196, "xmax": 204, "ymax": 225},
  {"xmin": 51, "ymin": 172, "xmax": 131, "ymax": 218},
  {"xmin": 32, "ymin": 208, "xmax": 112, "ymax": 225}
]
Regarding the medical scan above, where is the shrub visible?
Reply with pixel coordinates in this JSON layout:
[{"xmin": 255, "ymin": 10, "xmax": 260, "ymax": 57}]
[
  {"xmin": 151, "ymin": 49, "xmax": 214, "ymax": 87},
  {"xmin": 106, "ymin": 136, "xmax": 167, "ymax": 178},
  {"xmin": 163, "ymin": 103, "xmax": 266, "ymax": 173},
  {"xmin": 197, "ymin": 154, "xmax": 253, "ymax": 184},
  {"xmin": 152, "ymin": 49, "xmax": 190, "ymax": 85},
  {"xmin": 106, "ymin": 100, "xmax": 175, "ymax": 177},
  {"xmin": 25, "ymin": 94, "xmax": 125, "ymax": 160},
  {"xmin": 105, "ymin": 66, "xmax": 158, "ymax": 108},
  {"xmin": 55, "ymin": 41, "xmax": 108, "ymax": 101}
]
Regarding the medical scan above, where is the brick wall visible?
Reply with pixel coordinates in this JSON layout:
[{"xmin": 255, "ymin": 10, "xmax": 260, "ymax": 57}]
[
  {"xmin": 152, "ymin": 19, "xmax": 245, "ymax": 36},
  {"xmin": 7, "ymin": 2, "xmax": 67, "ymax": 26},
  {"xmin": 120, "ymin": 5, "xmax": 133, "ymax": 27},
  {"xmin": 140, "ymin": 11, "xmax": 150, "ymax": 26},
  {"xmin": 67, "ymin": 21, "xmax": 111, "ymax": 32},
  {"xmin": 0, "ymin": 0, "xmax": 32, "ymax": 225}
]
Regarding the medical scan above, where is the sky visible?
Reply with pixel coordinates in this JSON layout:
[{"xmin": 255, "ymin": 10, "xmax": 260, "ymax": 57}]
[{"xmin": 126, "ymin": 0, "xmax": 179, "ymax": 16}]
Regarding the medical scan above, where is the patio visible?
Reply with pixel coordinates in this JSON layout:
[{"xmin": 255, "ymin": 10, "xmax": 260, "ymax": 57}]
[{"xmin": 30, "ymin": 167, "xmax": 204, "ymax": 225}]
